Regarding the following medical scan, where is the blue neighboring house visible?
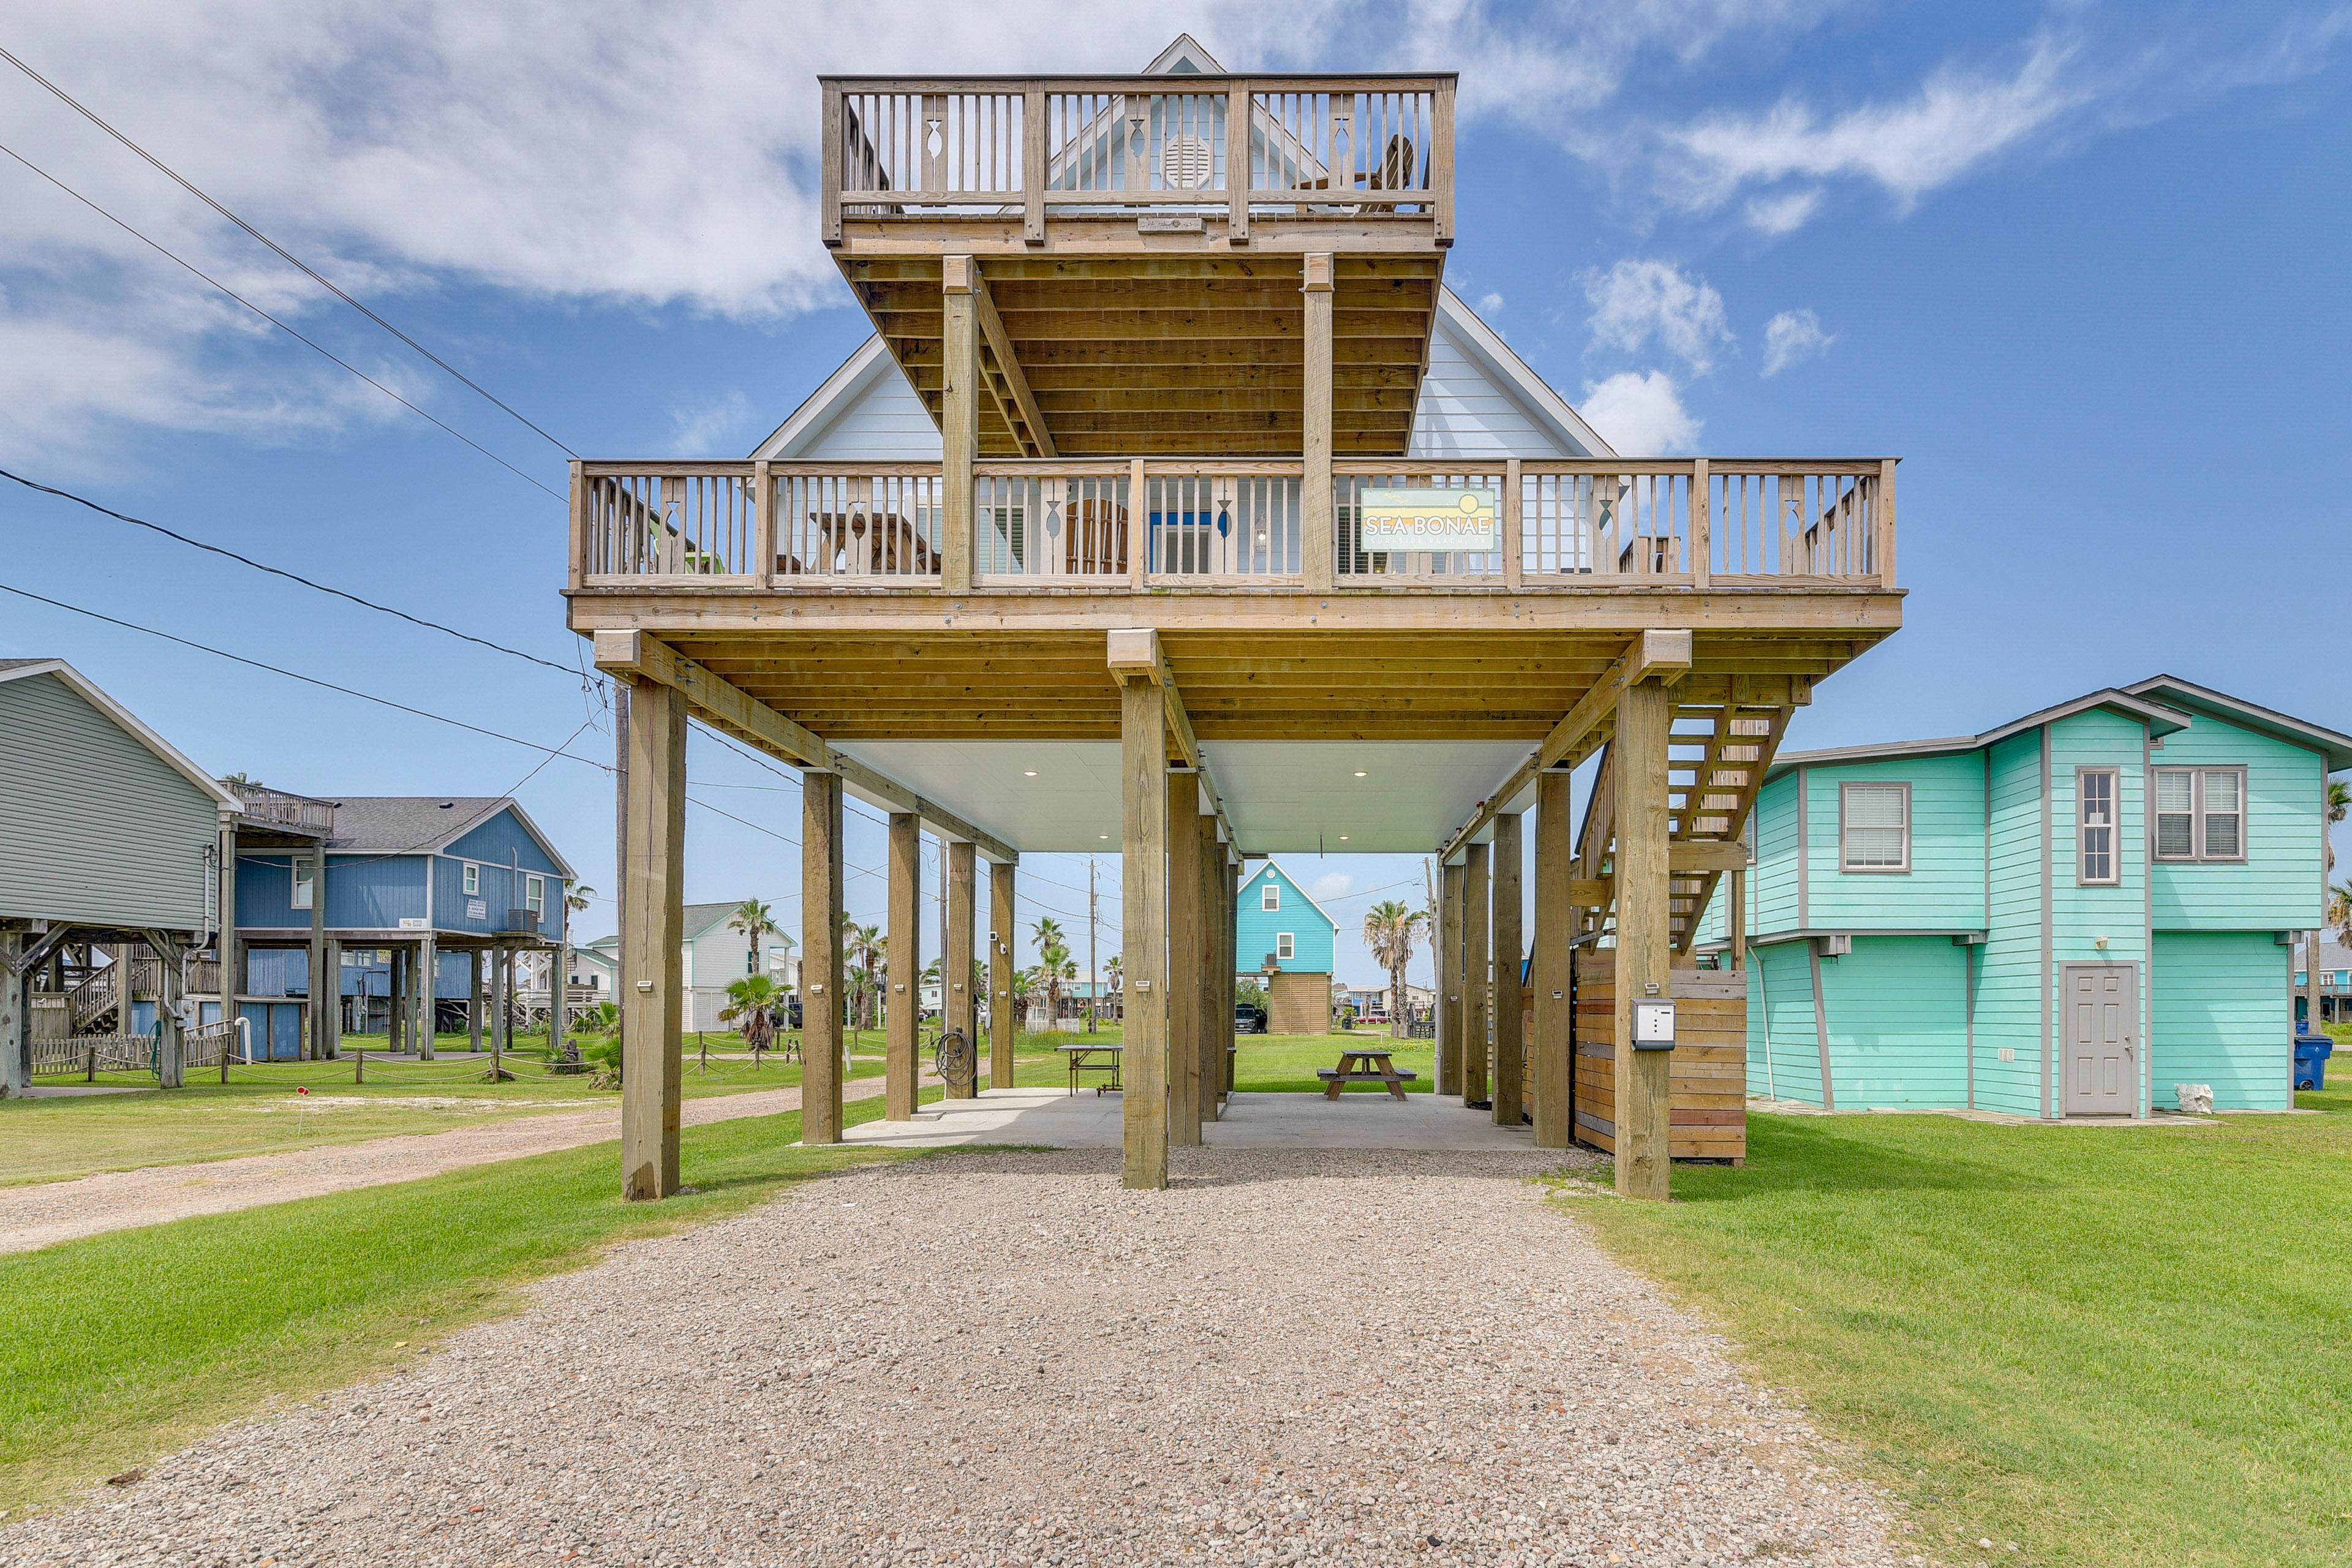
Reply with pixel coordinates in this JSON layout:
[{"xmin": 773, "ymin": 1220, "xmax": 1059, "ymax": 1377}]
[
  {"xmin": 1237, "ymin": 860, "xmax": 1338, "ymax": 1035},
  {"xmin": 215, "ymin": 794, "xmax": 576, "ymax": 1057},
  {"xmin": 1693, "ymin": 676, "xmax": 2352, "ymax": 1116}
]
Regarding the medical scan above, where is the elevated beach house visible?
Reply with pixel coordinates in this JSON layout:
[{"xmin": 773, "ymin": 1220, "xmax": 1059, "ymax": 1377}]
[
  {"xmin": 1236, "ymin": 860, "xmax": 1338, "ymax": 1033},
  {"xmin": 1696, "ymin": 677, "xmax": 2352, "ymax": 1115}
]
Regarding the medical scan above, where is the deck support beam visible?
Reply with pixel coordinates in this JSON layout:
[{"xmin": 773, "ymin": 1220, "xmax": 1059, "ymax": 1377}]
[
  {"xmin": 1300, "ymin": 252, "xmax": 1335, "ymax": 592},
  {"xmin": 946, "ymin": 840, "xmax": 976, "ymax": 1094},
  {"xmin": 1462, "ymin": 841, "xmax": 1490, "ymax": 1107},
  {"xmin": 1437, "ymin": 859, "xmax": 1463, "ymax": 1098},
  {"xmin": 990, "ymin": 862, "xmax": 1016, "ymax": 1088},
  {"xmin": 886, "ymin": 812, "xmax": 920, "ymax": 1119},
  {"xmin": 621, "ymin": 674, "xmax": 687, "ymax": 1198},
  {"xmin": 1167, "ymin": 771, "xmax": 1203, "ymax": 1145},
  {"xmin": 970, "ymin": 262, "xmax": 1055, "ymax": 459},
  {"xmin": 1117, "ymin": 660, "xmax": 1170, "ymax": 1190},
  {"xmin": 941, "ymin": 256, "xmax": 979, "ymax": 593},
  {"xmin": 1532, "ymin": 772, "xmax": 1574, "ymax": 1148},
  {"xmin": 801, "ymin": 769, "xmax": 846, "ymax": 1142},
  {"xmin": 1613, "ymin": 676, "xmax": 1674, "ymax": 1201},
  {"xmin": 1491, "ymin": 812, "xmax": 1525, "ymax": 1127}
]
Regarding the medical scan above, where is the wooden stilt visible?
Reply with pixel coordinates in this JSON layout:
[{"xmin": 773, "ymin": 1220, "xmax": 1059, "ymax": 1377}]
[
  {"xmin": 1614, "ymin": 676, "xmax": 1674, "ymax": 1201},
  {"xmin": 946, "ymin": 840, "xmax": 976, "ymax": 1094},
  {"xmin": 1118, "ymin": 668, "xmax": 1169, "ymax": 1190},
  {"xmin": 1438, "ymin": 859, "xmax": 1464, "ymax": 1097},
  {"xmin": 622, "ymin": 675, "xmax": 687, "ymax": 1197},
  {"xmin": 1532, "ymin": 773, "xmax": 1574, "ymax": 1148},
  {"xmin": 1491, "ymin": 812, "xmax": 1524, "ymax": 1126},
  {"xmin": 990, "ymin": 861, "xmax": 1017, "ymax": 1089},
  {"xmin": 941, "ymin": 256, "xmax": 978, "ymax": 594},
  {"xmin": 321, "ymin": 936, "xmax": 340, "ymax": 1060},
  {"xmin": 1, "ymin": 931, "xmax": 25, "ymax": 1098},
  {"xmin": 418, "ymin": 933, "xmax": 438, "ymax": 1059},
  {"xmin": 308, "ymin": 848, "xmax": 328, "ymax": 1059},
  {"xmin": 1198, "ymin": 813, "xmax": 1223, "ymax": 1130},
  {"xmin": 1300, "ymin": 252, "xmax": 1335, "ymax": 592},
  {"xmin": 217, "ymin": 820, "xmax": 239, "ymax": 1060},
  {"xmin": 886, "ymin": 812, "xmax": 919, "ymax": 1118},
  {"xmin": 1729, "ymin": 868, "xmax": 1747, "ymax": 970},
  {"xmin": 1167, "ymin": 771, "xmax": 1202, "ymax": 1145},
  {"xmin": 1463, "ymin": 842, "xmax": 1490, "ymax": 1106},
  {"xmin": 801, "ymin": 768, "xmax": 845, "ymax": 1142},
  {"xmin": 469, "ymin": 949, "xmax": 484, "ymax": 1052}
]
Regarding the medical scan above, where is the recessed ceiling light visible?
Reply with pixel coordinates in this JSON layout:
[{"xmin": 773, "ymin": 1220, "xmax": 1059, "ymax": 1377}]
[
  {"xmin": 1023, "ymin": 771, "xmax": 1038, "ymax": 777},
  {"xmin": 1339, "ymin": 835, "xmax": 1349, "ymax": 840},
  {"xmin": 1098, "ymin": 834, "xmax": 1109, "ymax": 840},
  {"xmin": 1354, "ymin": 771, "xmax": 1367, "ymax": 777}
]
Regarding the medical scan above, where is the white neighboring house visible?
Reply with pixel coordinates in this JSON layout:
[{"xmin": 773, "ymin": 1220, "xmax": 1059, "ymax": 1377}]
[{"xmin": 582, "ymin": 902, "xmax": 799, "ymax": 1032}]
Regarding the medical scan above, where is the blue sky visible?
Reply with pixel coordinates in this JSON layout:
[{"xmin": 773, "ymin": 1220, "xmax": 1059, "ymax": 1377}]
[{"xmin": 1, "ymin": 1, "xmax": 2345, "ymax": 990}]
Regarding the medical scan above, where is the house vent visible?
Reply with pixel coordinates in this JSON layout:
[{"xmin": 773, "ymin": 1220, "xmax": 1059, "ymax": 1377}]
[{"xmin": 1162, "ymin": 134, "xmax": 1213, "ymax": 189}]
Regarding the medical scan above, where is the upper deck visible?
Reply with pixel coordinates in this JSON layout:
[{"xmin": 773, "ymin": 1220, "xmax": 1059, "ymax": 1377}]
[{"xmin": 822, "ymin": 72, "xmax": 1455, "ymax": 257}]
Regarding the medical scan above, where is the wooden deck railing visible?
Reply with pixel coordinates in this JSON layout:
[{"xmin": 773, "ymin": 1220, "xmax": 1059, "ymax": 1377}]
[
  {"xmin": 570, "ymin": 459, "xmax": 1894, "ymax": 592},
  {"xmin": 224, "ymin": 780, "xmax": 337, "ymax": 834},
  {"xmin": 820, "ymin": 73, "xmax": 1456, "ymax": 245}
]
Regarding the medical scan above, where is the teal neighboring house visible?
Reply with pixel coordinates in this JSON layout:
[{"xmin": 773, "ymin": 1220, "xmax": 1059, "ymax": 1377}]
[
  {"xmin": 1695, "ymin": 676, "xmax": 2351, "ymax": 1117},
  {"xmin": 1237, "ymin": 861, "xmax": 1337, "ymax": 1035}
]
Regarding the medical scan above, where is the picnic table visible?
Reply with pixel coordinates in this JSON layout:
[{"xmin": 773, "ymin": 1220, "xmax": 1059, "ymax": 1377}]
[
  {"xmin": 1316, "ymin": 1047, "xmax": 1417, "ymax": 1101},
  {"xmin": 1057, "ymin": 1042, "xmax": 1123, "ymax": 1096}
]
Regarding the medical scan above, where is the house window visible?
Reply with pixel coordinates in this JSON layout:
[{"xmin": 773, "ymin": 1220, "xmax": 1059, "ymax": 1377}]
[
  {"xmin": 291, "ymin": 861, "xmax": 314, "ymax": 910},
  {"xmin": 2153, "ymin": 767, "xmax": 2245, "ymax": 862},
  {"xmin": 462, "ymin": 862, "xmax": 480, "ymax": 896},
  {"xmin": 1276, "ymin": 932, "xmax": 1295, "ymax": 961},
  {"xmin": 1262, "ymin": 880, "xmax": 1280, "ymax": 912},
  {"xmin": 1839, "ymin": 782, "xmax": 1910, "ymax": 872},
  {"xmin": 2078, "ymin": 768, "xmax": 2119, "ymax": 885},
  {"xmin": 526, "ymin": 875, "xmax": 546, "ymax": 916}
]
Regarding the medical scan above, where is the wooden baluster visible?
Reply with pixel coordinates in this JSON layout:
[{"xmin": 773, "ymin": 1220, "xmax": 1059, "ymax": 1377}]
[{"xmin": 1691, "ymin": 459, "xmax": 1709, "ymax": 589}]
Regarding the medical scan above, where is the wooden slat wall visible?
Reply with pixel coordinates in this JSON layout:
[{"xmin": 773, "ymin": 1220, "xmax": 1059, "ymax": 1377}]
[{"xmin": 1570, "ymin": 952, "xmax": 1746, "ymax": 1161}]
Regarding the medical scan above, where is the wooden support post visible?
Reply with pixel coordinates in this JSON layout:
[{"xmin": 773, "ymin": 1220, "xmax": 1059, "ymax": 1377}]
[
  {"xmin": 1533, "ymin": 774, "xmax": 1573, "ymax": 1148},
  {"xmin": 801, "ymin": 769, "xmax": 845, "ymax": 1142},
  {"xmin": 1224, "ymin": 83, "xmax": 1251, "ymax": 246},
  {"xmin": 1463, "ymin": 842, "xmax": 1490, "ymax": 1106},
  {"xmin": 1120, "ymin": 671, "xmax": 1169, "ymax": 1189},
  {"xmin": 469, "ymin": 950, "xmax": 484, "ymax": 1052},
  {"xmin": 218, "ymin": 821, "xmax": 239, "ymax": 1057},
  {"xmin": 321, "ymin": 936, "xmax": 340, "ymax": 1060},
  {"xmin": 418, "ymin": 933, "xmax": 438, "ymax": 1059},
  {"xmin": 622, "ymin": 675, "xmax": 687, "ymax": 1198},
  {"xmin": 1197, "ymin": 810, "xmax": 1221, "ymax": 1132},
  {"xmin": 886, "ymin": 813, "xmax": 919, "ymax": 1119},
  {"xmin": 941, "ymin": 255, "xmax": 979, "ymax": 594},
  {"xmin": 1022, "ymin": 82, "xmax": 1047, "ymax": 245},
  {"xmin": 308, "ymin": 848, "xmax": 328, "ymax": 1059},
  {"xmin": 1729, "ymin": 869, "xmax": 1747, "ymax": 970},
  {"xmin": 990, "ymin": 861, "xmax": 1017, "ymax": 1090},
  {"xmin": 1215, "ymin": 853, "xmax": 1235, "ymax": 1113},
  {"xmin": 1614, "ymin": 675, "xmax": 1674, "ymax": 1201},
  {"xmin": 1502, "ymin": 458, "xmax": 1523, "ymax": 590},
  {"xmin": 946, "ymin": 840, "xmax": 976, "ymax": 1095},
  {"xmin": 1, "ymin": 931, "xmax": 24, "ymax": 1098},
  {"xmin": 1491, "ymin": 813, "xmax": 1525, "ymax": 1127},
  {"xmin": 1167, "ymin": 771, "xmax": 1202, "ymax": 1145},
  {"xmin": 156, "ymin": 942, "xmax": 184, "ymax": 1089},
  {"xmin": 1438, "ymin": 859, "xmax": 1464, "ymax": 1097},
  {"xmin": 1300, "ymin": 251, "xmax": 1335, "ymax": 592}
]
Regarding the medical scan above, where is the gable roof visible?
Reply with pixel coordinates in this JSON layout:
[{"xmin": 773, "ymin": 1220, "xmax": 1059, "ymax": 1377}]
[
  {"xmin": 1424, "ymin": 288, "xmax": 1614, "ymax": 458},
  {"xmin": 1768, "ymin": 687, "xmax": 2193, "ymax": 781},
  {"xmin": 0, "ymin": 658, "xmax": 239, "ymax": 812},
  {"xmin": 322, "ymin": 796, "xmax": 575, "ymax": 876},
  {"xmin": 1240, "ymin": 859, "xmax": 1340, "ymax": 931},
  {"xmin": 2124, "ymin": 676, "xmax": 2352, "ymax": 771},
  {"xmin": 584, "ymin": 900, "xmax": 793, "ymax": 949}
]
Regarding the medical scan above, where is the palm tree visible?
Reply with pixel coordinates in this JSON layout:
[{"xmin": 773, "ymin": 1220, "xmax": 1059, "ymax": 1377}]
[
  {"xmin": 566, "ymin": 882, "xmax": 595, "ymax": 916},
  {"xmin": 842, "ymin": 918, "xmax": 884, "ymax": 1030},
  {"xmin": 1363, "ymin": 898, "xmax": 1431, "ymax": 1040},
  {"xmin": 2332, "ymin": 880, "xmax": 2352, "ymax": 949},
  {"xmin": 1039, "ymin": 940, "xmax": 1075, "ymax": 1030},
  {"xmin": 728, "ymin": 899, "xmax": 782, "ymax": 978},
  {"xmin": 2329, "ymin": 781, "xmax": 2349, "ymax": 872},
  {"xmin": 720, "ymin": 974, "xmax": 781, "ymax": 1065}
]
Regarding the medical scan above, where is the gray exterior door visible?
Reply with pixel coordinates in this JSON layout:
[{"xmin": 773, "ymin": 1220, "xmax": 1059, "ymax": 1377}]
[{"xmin": 2062, "ymin": 963, "xmax": 2138, "ymax": 1115}]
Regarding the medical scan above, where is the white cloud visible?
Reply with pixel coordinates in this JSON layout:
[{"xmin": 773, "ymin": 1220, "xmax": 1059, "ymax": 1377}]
[
  {"xmin": 1581, "ymin": 259, "xmax": 1732, "ymax": 374},
  {"xmin": 1664, "ymin": 35, "xmax": 2086, "ymax": 216},
  {"xmin": 1477, "ymin": 291, "xmax": 1504, "ymax": 314},
  {"xmin": 1743, "ymin": 187, "xmax": 1824, "ymax": 236},
  {"xmin": 1310, "ymin": 872, "xmax": 1354, "ymax": 902},
  {"xmin": 1580, "ymin": 371, "xmax": 1699, "ymax": 456},
  {"xmin": 668, "ymin": 391, "xmax": 754, "ymax": 458},
  {"xmin": 1761, "ymin": 309, "xmax": 1833, "ymax": 376}
]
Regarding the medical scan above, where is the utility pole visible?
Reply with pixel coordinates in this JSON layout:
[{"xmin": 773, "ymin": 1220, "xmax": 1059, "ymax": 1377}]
[{"xmin": 1088, "ymin": 856, "xmax": 1099, "ymax": 1034}]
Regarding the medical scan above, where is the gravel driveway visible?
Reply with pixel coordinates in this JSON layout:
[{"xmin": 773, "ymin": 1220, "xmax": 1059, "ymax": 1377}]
[{"xmin": 0, "ymin": 1148, "xmax": 1909, "ymax": 1567}]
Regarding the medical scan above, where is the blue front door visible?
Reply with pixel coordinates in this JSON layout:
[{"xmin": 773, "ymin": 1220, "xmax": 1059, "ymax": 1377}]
[{"xmin": 271, "ymin": 1003, "xmax": 303, "ymax": 1060}]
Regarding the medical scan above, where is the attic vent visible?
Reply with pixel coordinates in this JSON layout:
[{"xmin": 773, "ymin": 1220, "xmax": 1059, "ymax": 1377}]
[
  {"xmin": 439, "ymin": 801, "xmax": 454, "ymax": 809},
  {"xmin": 1163, "ymin": 134, "xmax": 1213, "ymax": 189}
]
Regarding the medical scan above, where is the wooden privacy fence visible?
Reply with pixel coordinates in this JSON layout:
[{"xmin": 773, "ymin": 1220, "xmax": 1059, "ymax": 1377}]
[
  {"xmin": 31, "ymin": 1033, "xmax": 157, "ymax": 1079},
  {"xmin": 820, "ymin": 75, "xmax": 1455, "ymax": 243},
  {"xmin": 573, "ymin": 458, "xmax": 1894, "ymax": 590},
  {"xmin": 1570, "ymin": 954, "xmax": 1746, "ymax": 1162}
]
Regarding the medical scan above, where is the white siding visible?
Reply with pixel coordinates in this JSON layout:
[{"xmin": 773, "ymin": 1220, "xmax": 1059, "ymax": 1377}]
[
  {"xmin": 794, "ymin": 361, "xmax": 943, "ymax": 461},
  {"xmin": 1408, "ymin": 320, "xmax": 1579, "ymax": 459}
]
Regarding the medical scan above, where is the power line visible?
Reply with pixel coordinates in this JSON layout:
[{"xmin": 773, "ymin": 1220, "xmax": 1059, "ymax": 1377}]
[
  {"xmin": 1, "ymin": 467, "xmax": 586, "ymax": 677},
  {"xmin": 0, "ymin": 141, "xmax": 564, "ymax": 502},
  {"xmin": 0, "ymin": 44, "xmax": 578, "ymax": 459}
]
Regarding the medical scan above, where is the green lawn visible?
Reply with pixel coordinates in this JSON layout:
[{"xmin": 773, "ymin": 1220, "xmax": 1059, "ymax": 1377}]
[
  {"xmin": 0, "ymin": 1090, "xmax": 925, "ymax": 1513},
  {"xmin": 1564, "ymin": 1084, "xmax": 2352, "ymax": 1567},
  {"xmin": 0, "ymin": 1028, "xmax": 905, "ymax": 1188}
]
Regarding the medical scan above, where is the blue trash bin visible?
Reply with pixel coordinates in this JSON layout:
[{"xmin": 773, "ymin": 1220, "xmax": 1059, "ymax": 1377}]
[{"xmin": 2293, "ymin": 1036, "xmax": 2332, "ymax": 1091}]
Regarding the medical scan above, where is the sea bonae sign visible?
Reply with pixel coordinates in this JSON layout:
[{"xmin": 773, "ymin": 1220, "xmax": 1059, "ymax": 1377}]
[{"xmin": 1360, "ymin": 487, "xmax": 1498, "ymax": 552}]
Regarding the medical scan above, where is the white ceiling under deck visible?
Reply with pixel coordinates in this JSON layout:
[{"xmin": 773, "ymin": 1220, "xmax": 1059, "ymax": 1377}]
[{"xmin": 829, "ymin": 739, "xmax": 1534, "ymax": 856}]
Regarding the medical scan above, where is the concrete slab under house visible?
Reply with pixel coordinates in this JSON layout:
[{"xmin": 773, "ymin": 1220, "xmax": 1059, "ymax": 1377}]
[
  {"xmin": 571, "ymin": 36, "xmax": 1903, "ymax": 1199},
  {"xmin": 1690, "ymin": 677, "xmax": 2352, "ymax": 1118}
]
